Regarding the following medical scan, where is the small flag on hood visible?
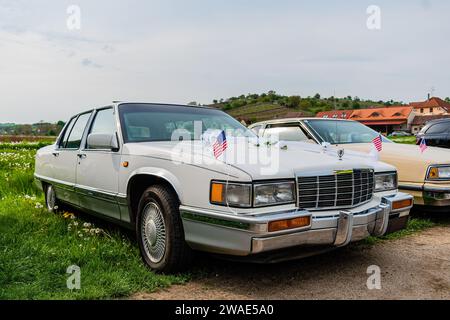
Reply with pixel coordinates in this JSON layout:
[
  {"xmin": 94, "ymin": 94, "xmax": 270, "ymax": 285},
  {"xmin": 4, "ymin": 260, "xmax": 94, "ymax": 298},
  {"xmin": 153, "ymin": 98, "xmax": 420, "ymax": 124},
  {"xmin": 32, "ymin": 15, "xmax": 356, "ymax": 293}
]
[
  {"xmin": 372, "ymin": 134, "xmax": 383, "ymax": 152},
  {"xmin": 419, "ymin": 138, "xmax": 428, "ymax": 153},
  {"xmin": 213, "ymin": 131, "xmax": 228, "ymax": 158}
]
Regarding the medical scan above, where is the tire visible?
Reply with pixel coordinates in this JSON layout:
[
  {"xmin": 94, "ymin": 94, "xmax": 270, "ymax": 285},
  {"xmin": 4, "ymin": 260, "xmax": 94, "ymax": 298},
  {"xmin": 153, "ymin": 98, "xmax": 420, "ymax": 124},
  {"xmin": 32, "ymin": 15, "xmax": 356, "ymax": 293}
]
[
  {"xmin": 136, "ymin": 185, "xmax": 192, "ymax": 273},
  {"xmin": 45, "ymin": 184, "xmax": 62, "ymax": 213}
]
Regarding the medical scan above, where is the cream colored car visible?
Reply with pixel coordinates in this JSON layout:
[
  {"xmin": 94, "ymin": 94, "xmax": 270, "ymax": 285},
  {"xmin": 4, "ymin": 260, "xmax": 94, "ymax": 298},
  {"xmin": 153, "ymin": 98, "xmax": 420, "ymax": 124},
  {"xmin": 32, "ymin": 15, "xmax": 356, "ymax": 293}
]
[{"xmin": 249, "ymin": 118, "xmax": 450, "ymax": 211}]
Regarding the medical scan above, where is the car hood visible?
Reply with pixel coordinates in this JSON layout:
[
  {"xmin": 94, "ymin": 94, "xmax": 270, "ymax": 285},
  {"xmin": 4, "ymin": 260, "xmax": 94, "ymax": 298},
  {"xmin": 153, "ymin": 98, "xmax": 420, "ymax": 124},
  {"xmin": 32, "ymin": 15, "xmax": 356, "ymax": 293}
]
[
  {"xmin": 337, "ymin": 142, "xmax": 450, "ymax": 183},
  {"xmin": 124, "ymin": 140, "xmax": 395, "ymax": 180}
]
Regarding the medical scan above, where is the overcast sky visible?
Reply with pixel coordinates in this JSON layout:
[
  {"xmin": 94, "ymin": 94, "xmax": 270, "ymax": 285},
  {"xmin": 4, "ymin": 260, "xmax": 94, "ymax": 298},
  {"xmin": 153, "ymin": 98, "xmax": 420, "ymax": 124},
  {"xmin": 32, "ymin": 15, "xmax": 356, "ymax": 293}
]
[{"xmin": 0, "ymin": 0, "xmax": 449, "ymax": 123}]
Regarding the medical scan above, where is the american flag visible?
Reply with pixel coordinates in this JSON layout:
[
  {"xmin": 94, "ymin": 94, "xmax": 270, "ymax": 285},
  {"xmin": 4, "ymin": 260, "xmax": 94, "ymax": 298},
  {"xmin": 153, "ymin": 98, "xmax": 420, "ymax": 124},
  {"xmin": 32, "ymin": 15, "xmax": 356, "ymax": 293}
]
[
  {"xmin": 372, "ymin": 134, "xmax": 383, "ymax": 152},
  {"xmin": 213, "ymin": 131, "xmax": 228, "ymax": 158},
  {"xmin": 420, "ymin": 138, "xmax": 428, "ymax": 153}
]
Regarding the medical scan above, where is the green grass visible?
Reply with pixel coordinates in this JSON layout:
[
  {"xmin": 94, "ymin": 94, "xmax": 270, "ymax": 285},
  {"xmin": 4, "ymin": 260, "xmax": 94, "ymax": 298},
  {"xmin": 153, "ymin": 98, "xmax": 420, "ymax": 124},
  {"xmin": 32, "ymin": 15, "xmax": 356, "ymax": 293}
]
[
  {"xmin": 0, "ymin": 144, "xmax": 187, "ymax": 299},
  {"xmin": 361, "ymin": 218, "xmax": 436, "ymax": 246},
  {"xmin": 389, "ymin": 136, "xmax": 416, "ymax": 145}
]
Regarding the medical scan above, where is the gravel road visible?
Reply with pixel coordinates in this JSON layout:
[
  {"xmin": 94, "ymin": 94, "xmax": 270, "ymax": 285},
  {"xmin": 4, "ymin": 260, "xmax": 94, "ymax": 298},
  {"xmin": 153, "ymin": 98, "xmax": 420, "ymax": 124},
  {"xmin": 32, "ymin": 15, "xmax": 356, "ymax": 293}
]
[{"xmin": 133, "ymin": 224, "xmax": 450, "ymax": 300}]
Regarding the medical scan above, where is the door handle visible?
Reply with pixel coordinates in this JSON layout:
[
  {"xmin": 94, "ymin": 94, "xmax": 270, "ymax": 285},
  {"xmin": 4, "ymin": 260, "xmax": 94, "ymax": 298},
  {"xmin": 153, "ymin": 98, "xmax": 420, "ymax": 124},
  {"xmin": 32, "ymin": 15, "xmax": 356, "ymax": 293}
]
[
  {"xmin": 77, "ymin": 154, "xmax": 87, "ymax": 159},
  {"xmin": 52, "ymin": 152, "xmax": 60, "ymax": 157}
]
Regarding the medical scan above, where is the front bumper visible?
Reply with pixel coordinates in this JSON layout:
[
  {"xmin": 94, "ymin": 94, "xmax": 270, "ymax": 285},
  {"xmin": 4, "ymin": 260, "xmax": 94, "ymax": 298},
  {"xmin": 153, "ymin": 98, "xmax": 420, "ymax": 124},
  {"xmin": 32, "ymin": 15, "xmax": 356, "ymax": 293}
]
[
  {"xmin": 180, "ymin": 192, "xmax": 413, "ymax": 257},
  {"xmin": 400, "ymin": 183, "xmax": 450, "ymax": 208}
]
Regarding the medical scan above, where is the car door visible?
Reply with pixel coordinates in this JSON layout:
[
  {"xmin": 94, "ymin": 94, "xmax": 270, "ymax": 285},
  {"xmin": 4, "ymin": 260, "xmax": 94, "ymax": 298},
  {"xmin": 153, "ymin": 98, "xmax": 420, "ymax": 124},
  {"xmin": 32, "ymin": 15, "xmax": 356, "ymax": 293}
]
[
  {"xmin": 52, "ymin": 112, "xmax": 92, "ymax": 206},
  {"xmin": 75, "ymin": 107, "xmax": 122, "ymax": 220}
]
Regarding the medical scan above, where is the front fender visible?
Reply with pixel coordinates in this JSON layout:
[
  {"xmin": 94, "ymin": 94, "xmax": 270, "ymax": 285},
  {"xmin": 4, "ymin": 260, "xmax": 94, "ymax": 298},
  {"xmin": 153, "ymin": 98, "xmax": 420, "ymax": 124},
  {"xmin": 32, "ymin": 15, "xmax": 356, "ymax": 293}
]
[{"xmin": 126, "ymin": 167, "xmax": 184, "ymax": 202}]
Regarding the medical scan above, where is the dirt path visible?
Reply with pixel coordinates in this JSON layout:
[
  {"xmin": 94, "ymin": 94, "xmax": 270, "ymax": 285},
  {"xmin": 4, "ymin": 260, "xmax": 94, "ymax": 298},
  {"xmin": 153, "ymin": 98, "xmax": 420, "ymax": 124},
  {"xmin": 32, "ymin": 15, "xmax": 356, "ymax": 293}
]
[{"xmin": 133, "ymin": 226, "xmax": 450, "ymax": 300}]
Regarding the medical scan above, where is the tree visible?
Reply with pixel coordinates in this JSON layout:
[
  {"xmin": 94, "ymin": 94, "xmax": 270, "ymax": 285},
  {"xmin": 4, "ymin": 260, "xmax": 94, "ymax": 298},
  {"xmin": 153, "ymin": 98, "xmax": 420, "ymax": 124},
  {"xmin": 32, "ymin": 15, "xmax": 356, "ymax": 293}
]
[
  {"xmin": 187, "ymin": 101, "xmax": 198, "ymax": 106},
  {"xmin": 446, "ymin": 97, "xmax": 450, "ymax": 103},
  {"xmin": 352, "ymin": 101, "xmax": 361, "ymax": 109},
  {"xmin": 314, "ymin": 93, "xmax": 321, "ymax": 100},
  {"xmin": 287, "ymin": 96, "xmax": 301, "ymax": 109},
  {"xmin": 299, "ymin": 100, "xmax": 312, "ymax": 111}
]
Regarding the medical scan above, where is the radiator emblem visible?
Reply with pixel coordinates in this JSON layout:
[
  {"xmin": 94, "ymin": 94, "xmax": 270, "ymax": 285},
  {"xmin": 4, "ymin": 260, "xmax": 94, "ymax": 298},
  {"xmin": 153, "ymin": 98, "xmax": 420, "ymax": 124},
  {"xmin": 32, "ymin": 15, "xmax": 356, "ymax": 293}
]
[
  {"xmin": 334, "ymin": 169, "xmax": 353, "ymax": 175},
  {"xmin": 337, "ymin": 149, "xmax": 345, "ymax": 161}
]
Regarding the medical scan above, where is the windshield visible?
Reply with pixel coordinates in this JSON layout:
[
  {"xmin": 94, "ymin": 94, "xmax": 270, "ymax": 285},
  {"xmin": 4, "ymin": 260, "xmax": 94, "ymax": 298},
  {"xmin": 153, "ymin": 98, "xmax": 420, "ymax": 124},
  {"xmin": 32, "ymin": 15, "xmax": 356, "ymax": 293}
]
[
  {"xmin": 119, "ymin": 103, "xmax": 256, "ymax": 143},
  {"xmin": 304, "ymin": 119, "xmax": 391, "ymax": 144}
]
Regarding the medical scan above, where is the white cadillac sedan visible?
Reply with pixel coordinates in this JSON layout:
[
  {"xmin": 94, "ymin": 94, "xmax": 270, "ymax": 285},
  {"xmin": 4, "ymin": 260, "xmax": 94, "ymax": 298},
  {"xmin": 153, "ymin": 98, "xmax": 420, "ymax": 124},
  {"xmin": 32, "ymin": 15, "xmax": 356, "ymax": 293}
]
[{"xmin": 35, "ymin": 103, "xmax": 413, "ymax": 273}]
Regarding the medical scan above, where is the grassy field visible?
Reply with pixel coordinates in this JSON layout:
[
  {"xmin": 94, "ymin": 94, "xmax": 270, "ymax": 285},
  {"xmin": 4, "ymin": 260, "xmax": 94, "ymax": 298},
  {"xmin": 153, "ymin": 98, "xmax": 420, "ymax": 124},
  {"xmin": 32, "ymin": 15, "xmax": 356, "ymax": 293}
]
[
  {"xmin": 388, "ymin": 136, "xmax": 417, "ymax": 145},
  {"xmin": 0, "ymin": 136, "xmax": 437, "ymax": 299},
  {"xmin": 0, "ymin": 141, "xmax": 186, "ymax": 300}
]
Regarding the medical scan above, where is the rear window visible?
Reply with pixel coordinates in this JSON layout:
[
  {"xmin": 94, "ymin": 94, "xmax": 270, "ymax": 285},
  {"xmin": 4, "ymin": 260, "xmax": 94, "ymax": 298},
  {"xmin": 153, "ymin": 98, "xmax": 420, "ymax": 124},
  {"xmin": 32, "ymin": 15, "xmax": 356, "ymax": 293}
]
[
  {"xmin": 426, "ymin": 123, "xmax": 449, "ymax": 134},
  {"xmin": 263, "ymin": 124, "xmax": 310, "ymax": 142},
  {"xmin": 65, "ymin": 112, "xmax": 92, "ymax": 149}
]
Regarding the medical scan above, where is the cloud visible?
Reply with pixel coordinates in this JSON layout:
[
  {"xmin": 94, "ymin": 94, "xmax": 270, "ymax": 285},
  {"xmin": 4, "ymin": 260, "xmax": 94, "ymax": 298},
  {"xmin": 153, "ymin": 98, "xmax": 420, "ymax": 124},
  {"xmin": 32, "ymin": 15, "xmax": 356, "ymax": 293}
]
[{"xmin": 81, "ymin": 58, "xmax": 102, "ymax": 68}]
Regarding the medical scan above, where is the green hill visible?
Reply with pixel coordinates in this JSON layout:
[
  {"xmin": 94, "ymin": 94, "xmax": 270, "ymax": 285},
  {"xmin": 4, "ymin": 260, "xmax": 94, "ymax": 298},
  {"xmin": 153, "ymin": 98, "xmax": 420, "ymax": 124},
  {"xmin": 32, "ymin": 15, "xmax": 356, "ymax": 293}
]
[{"xmin": 206, "ymin": 91, "xmax": 402, "ymax": 124}]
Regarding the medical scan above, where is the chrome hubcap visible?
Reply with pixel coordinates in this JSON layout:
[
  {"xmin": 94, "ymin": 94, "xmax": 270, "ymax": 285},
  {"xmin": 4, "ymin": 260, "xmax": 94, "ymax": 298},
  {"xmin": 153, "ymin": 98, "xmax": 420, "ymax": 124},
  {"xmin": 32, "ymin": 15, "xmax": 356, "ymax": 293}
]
[
  {"xmin": 142, "ymin": 202, "xmax": 166, "ymax": 263},
  {"xmin": 47, "ymin": 186, "xmax": 56, "ymax": 211}
]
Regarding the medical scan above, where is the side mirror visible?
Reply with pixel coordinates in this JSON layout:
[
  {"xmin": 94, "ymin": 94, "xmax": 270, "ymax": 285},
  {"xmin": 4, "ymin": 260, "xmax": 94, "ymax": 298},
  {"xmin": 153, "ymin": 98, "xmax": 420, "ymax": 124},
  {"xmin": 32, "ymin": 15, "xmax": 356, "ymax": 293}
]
[{"xmin": 87, "ymin": 133, "xmax": 119, "ymax": 151}]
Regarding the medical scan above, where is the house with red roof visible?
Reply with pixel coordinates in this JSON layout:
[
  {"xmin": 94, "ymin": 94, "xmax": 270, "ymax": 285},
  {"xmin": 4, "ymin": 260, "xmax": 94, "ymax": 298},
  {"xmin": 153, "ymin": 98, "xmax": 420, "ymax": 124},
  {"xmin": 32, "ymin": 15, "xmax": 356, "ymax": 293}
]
[
  {"xmin": 348, "ymin": 106, "xmax": 414, "ymax": 135},
  {"xmin": 410, "ymin": 97, "xmax": 450, "ymax": 115}
]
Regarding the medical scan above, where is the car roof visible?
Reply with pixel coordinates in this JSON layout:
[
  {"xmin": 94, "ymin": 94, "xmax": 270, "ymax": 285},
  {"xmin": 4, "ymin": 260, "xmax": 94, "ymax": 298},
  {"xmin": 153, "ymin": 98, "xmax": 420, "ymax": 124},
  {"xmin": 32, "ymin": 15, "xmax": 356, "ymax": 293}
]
[
  {"xmin": 249, "ymin": 117, "xmax": 351, "ymax": 127},
  {"xmin": 425, "ymin": 118, "xmax": 450, "ymax": 125},
  {"xmin": 113, "ymin": 101, "xmax": 216, "ymax": 110},
  {"xmin": 71, "ymin": 102, "xmax": 218, "ymax": 118}
]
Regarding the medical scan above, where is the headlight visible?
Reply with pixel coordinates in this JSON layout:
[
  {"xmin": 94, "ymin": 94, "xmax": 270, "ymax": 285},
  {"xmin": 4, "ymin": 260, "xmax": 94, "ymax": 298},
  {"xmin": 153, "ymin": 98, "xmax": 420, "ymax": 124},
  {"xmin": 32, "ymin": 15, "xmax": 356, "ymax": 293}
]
[
  {"xmin": 254, "ymin": 182, "xmax": 296, "ymax": 207},
  {"xmin": 427, "ymin": 166, "xmax": 450, "ymax": 180},
  {"xmin": 210, "ymin": 182, "xmax": 252, "ymax": 207},
  {"xmin": 375, "ymin": 172, "xmax": 398, "ymax": 192},
  {"xmin": 210, "ymin": 181, "xmax": 296, "ymax": 208}
]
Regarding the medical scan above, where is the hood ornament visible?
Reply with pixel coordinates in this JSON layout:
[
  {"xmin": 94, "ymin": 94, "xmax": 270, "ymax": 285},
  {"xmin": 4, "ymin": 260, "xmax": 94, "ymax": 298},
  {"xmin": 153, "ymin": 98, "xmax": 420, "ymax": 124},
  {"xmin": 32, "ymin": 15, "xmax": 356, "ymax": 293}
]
[{"xmin": 337, "ymin": 149, "xmax": 345, "ymax": 161}]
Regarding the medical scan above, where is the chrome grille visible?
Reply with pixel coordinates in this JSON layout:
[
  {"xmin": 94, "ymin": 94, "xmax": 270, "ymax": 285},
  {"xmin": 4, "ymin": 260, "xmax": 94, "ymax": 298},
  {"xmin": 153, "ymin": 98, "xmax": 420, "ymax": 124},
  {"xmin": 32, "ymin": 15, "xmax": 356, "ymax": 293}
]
[{"xmin": 297, "ymin": 169, "xmax": 374, "ymax": 210}]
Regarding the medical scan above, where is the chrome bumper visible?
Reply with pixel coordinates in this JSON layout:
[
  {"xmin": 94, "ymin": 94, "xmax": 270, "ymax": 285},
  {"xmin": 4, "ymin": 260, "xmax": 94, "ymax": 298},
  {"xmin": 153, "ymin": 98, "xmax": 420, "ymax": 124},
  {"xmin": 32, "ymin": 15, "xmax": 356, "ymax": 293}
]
[
  {"xmin": 423, "ymin": 185, "xmax": 450, "ymax": 207},
  {"xmin": 180, "ymin": 192, "xmax": 413, "ymax": 256}
]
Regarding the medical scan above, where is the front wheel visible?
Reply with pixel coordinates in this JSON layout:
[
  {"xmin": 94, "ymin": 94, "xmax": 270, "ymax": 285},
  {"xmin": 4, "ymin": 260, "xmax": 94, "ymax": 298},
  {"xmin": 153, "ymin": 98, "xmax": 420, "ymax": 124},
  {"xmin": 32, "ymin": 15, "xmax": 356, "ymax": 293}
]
[{"xmin": 136, "ymin": 185, "xmax": 192, "ymax": 273}]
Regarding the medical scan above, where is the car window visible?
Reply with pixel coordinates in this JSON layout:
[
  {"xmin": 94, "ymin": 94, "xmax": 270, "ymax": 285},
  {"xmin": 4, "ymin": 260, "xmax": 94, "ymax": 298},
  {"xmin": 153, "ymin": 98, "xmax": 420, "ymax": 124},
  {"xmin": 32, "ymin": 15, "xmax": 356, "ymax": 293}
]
[
  {"xmin": 65, "ymin": 113, "xmax": 92, "ymax": 149},
  {"xmin": 58, "ymin": 117, "xmax": 76, "ymax": 148},
  {"xmin": 87, "ymin": 108, "xmax": 117, "ymax": 149},
  {"xmin": 250, "ymin": 125, "xmax": 262, "ymax": 135},
  {"xmin": 426, "ymin": 123, "xmax": 449, "ymax": 134},
  {"xmin": 263, "ymin": 124, "xmax": 310, "ymax": 142}
]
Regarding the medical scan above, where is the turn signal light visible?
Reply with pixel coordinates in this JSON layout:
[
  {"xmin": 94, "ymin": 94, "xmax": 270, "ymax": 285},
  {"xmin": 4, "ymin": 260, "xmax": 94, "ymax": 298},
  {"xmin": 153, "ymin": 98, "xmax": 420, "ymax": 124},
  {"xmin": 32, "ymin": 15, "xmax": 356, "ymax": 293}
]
[
  {"xmin": 428, "ymin": 167, "xmax": 439, "ymax": 179},
  {"xmin": 268, "ymin": 216, "xmax": 311, "ymax": 232},
  {"xmin": 392, "ymin": 199, "xmax": 413, "ymax": 210},
  {"xmin": 210, "ymin": 183, "xmax": 224, "ymax": 203}
]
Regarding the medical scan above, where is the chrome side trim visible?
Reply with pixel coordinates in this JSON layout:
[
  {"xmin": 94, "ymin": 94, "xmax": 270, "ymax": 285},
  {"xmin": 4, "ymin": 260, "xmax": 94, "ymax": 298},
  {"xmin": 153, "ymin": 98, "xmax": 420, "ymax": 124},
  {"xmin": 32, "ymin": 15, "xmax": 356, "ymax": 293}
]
[{"xmin": 34, "ymin": 174, "xmax": 126, "ymax": 205}]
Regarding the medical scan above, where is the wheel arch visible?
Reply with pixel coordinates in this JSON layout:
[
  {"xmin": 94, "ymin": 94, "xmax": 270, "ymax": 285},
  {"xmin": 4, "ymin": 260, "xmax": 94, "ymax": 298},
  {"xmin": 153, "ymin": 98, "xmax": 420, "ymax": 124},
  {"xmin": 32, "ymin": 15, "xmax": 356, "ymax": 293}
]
[{"xmin": 126, "ymin": 169, "xmax": 183, "ymax": 225}]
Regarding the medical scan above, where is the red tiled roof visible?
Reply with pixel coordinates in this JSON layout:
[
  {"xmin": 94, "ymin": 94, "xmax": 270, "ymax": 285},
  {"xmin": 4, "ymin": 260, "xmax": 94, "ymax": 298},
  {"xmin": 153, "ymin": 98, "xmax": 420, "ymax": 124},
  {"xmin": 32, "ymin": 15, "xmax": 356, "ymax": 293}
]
[
  {"xmin": 410, "ymin": 97, "xmax": 450, "ymax": 112},
  {"xmin": 411, "ymin": 115, "xmax": 450, "ymax": 125},
  {"xmin": 316, "ymin": 110, "xmax": 353, "ymax": 119},
  {"xmin": 349, "ymin": 106, "xmax": 413, "ymax": 121},
  {"xmin": 359, "ymin": 120, "xmax": 406, "ymax": 125}
]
